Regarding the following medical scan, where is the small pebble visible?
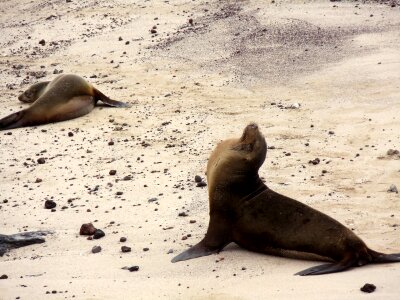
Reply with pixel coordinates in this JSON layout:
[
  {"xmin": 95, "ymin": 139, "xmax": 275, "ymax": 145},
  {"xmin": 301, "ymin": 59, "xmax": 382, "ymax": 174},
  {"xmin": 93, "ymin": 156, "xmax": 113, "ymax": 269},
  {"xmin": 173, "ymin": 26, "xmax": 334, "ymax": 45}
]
[
  {"xmin": 194, "ymin": 175, "xmax": 202, "ymax": 183},
  {"xmin": 120, "ymin": 237, "xmax": 127, "ymax": 242},
  {"xmin": 0, "ymin": 274, "xmax": 8, "ymax": 279},
  {"xmin": 360, "ymin": 283, "xmax": 376, "ymax": 293},
  {"xmin": 37, "ymin": 158, "xmax": 46, "ymax": 164},
  {"xmin": 44, "ymin": 200, "xmax": 56, "ymax": 209},
  {"xmin": 196, "ymin": 181, "xmax": 207, "ymax": 187},
  {"xmin": 109, "ymin": 170, "xmax": 117, "ymax": 175},
  {"xmin": 121, "ymin": 246, "xmax": 131, "ymax": 253},
  {"xmin": 93, "ymin": 229, "xmax": 105, "ymax": 239},
  {"xmin": 92, "ymin": 246, "xmax": 102, "ymax": 254},
  {"xmin": 388, "ymin": 184, "xmax": 398, "ymax": 194},
  {"xmin": 80, "ymin": 223, "xmax": 97, "ymax": 235}
]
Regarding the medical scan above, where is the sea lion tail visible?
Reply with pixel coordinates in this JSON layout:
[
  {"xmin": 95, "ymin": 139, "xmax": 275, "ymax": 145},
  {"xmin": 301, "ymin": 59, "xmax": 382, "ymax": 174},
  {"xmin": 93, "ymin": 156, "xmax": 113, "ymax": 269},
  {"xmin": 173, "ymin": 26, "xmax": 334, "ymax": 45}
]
[
  {"xmin": 0, "ymin": 110, "xmax": 28, "ymax": 130},
  {"xmin": 93, "ymin": 88, "xmax": 130, "ymax": 108}
]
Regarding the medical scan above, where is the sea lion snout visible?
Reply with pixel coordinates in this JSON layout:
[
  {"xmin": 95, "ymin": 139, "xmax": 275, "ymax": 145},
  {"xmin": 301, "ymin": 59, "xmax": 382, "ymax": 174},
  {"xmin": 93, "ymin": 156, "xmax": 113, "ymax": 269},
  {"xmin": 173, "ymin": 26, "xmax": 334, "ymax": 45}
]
[
  {"xmin": 240, "ymin": 123, "xmax": 261, "ymax": 143},
  {"xmin": 248, "ymin": 123, "xmax": 258, "ymax": 129}
]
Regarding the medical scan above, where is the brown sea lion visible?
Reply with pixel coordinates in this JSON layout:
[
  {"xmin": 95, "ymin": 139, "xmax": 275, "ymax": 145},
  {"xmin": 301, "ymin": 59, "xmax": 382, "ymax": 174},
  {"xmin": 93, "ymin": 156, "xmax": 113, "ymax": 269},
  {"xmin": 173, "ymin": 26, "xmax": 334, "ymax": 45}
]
[
  {"xmin": 172, "ymin": 123, "xmax": 400, "ymax": 275},
  {"xmin": 0, "ymin": 74, "xmax": 129, "ymax": 130}
]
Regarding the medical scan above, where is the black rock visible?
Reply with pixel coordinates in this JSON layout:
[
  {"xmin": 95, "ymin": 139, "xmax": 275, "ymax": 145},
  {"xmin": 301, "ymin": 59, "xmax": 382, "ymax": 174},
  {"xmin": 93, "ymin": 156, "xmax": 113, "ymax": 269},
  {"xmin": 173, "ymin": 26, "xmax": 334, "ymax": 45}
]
[
  {"xmin": 44, "ymin": 200, "xmax": 56, "ymax": 209},
  {"xmin": 93, "ymin": 229, "xmax": 105, "ymax": 239},
  {"xmin": 122, "ymin": 266, "xmax": 139, "ymax": 272},
  {"xmin": 360, "ymin": 283, "xmax": 376, "ymax": 293},
  {"xmin": 37, "ymin": 158, "xmax": 46, "ymax": 164},
  {"xmin": 121, "ymin": 246, "xmax": 131, "ymax": 253},
  {"xmin": 109, "ymin": 170, "xmax": 117, "ymax": 175},
  {"xmin": 196, "ymin": 181, "xmax": 207, "ymax": 187},
  {"xmin": 0, "ymin": 274, "xmax": 8, "ymax": 279},
  {"xmin": 120, "ymin": 237, "xmax": 127, "ymax": 242},
  {"xmin": 194, "ymin": 175, "xmax": 202, "ymax": 183}
]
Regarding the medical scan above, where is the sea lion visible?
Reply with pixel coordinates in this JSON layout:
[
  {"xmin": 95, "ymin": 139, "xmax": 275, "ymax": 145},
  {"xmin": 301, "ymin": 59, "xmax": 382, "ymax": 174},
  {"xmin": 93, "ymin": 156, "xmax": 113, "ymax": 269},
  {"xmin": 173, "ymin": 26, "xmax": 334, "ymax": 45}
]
[
  {"xmin": 172, "ymin": 123, "xmax": 400, "ymax": 275},
  {"xmin": 0, "ymin": 74, "xmax": 129, "ymax": 130},
  {"xmin": 0, "ymin": 231, "xmax": 52, "ymax": 256}
]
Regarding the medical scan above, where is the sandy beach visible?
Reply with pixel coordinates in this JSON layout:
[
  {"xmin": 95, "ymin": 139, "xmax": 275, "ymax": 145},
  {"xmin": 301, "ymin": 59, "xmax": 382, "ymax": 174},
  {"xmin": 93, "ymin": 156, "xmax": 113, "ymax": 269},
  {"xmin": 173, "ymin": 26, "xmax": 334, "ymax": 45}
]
[{"xmin": 1, "ymin": 0, "xmax": 400, "ymax": 299}]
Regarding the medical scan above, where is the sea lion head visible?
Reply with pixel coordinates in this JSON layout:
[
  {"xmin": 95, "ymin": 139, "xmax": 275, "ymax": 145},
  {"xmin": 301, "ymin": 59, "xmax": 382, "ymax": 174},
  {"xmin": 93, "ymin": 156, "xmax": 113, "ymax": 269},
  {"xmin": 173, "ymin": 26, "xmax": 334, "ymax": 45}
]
[
  {"xmin": 233, "ymin": 123, "xmax": 267, "ymax": 169},
  {"xmin": 18, "ymin": 82, "xmax": 48, "ymax": 103}
]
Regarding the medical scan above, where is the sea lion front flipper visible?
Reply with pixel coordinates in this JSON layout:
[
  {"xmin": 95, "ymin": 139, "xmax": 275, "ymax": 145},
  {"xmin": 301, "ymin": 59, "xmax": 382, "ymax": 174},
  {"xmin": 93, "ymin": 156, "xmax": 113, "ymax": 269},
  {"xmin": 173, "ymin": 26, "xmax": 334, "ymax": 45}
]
[
  {"xmin": 171, "ymin": 239, "xmax": 222, "ymax": 263},
  {"xmin": 172, "ymin": 213, "xmax": 232, "ymax": 263},
  {"xmin": 93, "ymin": 88, "xmax": 130, "ymax": 108}
]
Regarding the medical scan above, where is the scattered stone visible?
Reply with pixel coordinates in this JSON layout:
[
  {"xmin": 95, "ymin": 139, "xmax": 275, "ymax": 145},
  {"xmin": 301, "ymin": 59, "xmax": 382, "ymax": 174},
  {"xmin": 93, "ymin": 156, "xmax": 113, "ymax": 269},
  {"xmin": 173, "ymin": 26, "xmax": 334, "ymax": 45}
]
[
  {"xmin": 388, "ymin": 184, "xmax": 398, "ymax": 194},
  {"xmin": 44, "ymin": 200, "xmax": 56, "ymax": 209},
  {"xmin": 92, "ymin": 246, "xmax": 101, "ymax": 254},
  {"xmin": 143, "ymin": 247, "xmax": 149, "ymax": 252},
  {"xmin": 121, "ymin": 246, "xmax": 131, "ymax": 253},
  {"xmin": 109, "ymin": 170, "xmax": 117, "ymax": 175},
  {"xmin": 122, "ymin": 266, "xmax": 139, "ymax": 272},
  {"xmin": 93, "ymin": 229, "xmax": 105, "ymax": 239},
  {"xmin": 328, "ymin": 131, "xmax": 335, "ymax": 135},
  {"xmin": 120, "ymin": 237, "xmax": 127, "ymax": 243},
  {"xmin": 188, "ymin": 18, "xmax": 194, "ymax": 25},
  {"xmin": 39, "ymin": 39, "xmax": 46, "ymax": 46},
  {"xmin": 37, "ymin": 158, "xmax": 46, "ymax": 164},
  {"xmin": 80, "ymin": 223, "xmax": 96, "ymax": 235},
  {"xmin": 189, "ymin": 220, "xmax": 196, "ymax": 224},
  {"xmin": 196, "ymin": 181, "xmax": 207, "ymax": 187},
  {"xmin": 360, "ymin": 283, "xmax": 376, "ymax": 293},
  {"xmin": 0, "ymin": 274, "xmax": 8, "ymax": 279},
  {"xmin": 194, "ymin": 175, "xmax": 202, "ymax": 183},
  {"xmin": 35, "ymin": 178, "xmax": 43, "ymax": 183},
  {"xmin": 116, "ymin": 191, "xmax": 123, "ymax": 196},
  {"xmin": 178, "ymin": 212, "xmax": 188, "ymax": 217},
  {"xmin": 148, "ymin": 197, "xmax": 158, "ymax": 203},
  {"xmin": 286, "ymin": 102, "xmax": 300, "ymax": 109},
  {"xmin": 309, "ymin": 158, "xmax": 320, "ymax": 165},
  {"xmin": 387, "ymin": 149, "xmax": 399, "ymax": 156},
  {"xmin": 167, "ymin": 249, "xmax": 173, "ymax": 254},
  {"xmin": 108, "ymin": 141, "xmax": 114, "ymax": 146}
]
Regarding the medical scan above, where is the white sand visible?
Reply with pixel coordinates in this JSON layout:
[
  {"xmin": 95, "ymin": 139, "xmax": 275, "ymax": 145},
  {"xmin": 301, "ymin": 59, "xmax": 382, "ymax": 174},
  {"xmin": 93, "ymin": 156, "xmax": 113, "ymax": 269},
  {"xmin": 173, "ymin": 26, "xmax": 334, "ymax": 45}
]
[{"xmin": 0, "ymin": 0, "xmax": 399, "ymax": 299}]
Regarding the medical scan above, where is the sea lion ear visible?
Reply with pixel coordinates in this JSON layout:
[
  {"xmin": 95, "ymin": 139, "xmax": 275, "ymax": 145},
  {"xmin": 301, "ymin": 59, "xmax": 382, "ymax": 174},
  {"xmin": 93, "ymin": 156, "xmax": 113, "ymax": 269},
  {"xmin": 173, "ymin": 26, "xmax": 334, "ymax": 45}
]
[{"xmin": 171, "ymin": 240, "xmax": 221, "ymax": 263}]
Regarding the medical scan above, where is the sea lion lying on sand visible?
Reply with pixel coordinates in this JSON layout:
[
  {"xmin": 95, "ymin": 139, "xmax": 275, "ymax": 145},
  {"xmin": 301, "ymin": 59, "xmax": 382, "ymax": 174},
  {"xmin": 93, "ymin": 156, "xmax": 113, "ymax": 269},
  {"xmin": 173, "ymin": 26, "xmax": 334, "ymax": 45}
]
[{"xmin": 0, "ymin": 74, "xmax": 129, "ymax": 130}]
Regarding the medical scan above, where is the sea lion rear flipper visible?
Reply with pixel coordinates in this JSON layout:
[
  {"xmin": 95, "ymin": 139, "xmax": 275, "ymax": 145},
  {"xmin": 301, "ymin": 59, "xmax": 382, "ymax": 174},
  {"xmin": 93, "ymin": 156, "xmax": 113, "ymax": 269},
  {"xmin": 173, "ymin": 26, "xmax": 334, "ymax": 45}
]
[
  {"xmin": 372, "ymin": 253, "xmax": 400, "ymax": 263},
  {"xmin": 294, "ymin": 262, "xmax": 354, "ymax": 276},
  {"xmin": 295, "ymin": 252, "xmax": 357, "ymax": 276},
  {"xmin": 172, "ymin": 213, "xmax": 231, "ymax": 263},
  {"xmin": 0, "ymin": 110, "xmax": 27, "ymax": 130},
  {"xmin": 93, "ymin": 88, "xmax": 130, "ymax": 108}
]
